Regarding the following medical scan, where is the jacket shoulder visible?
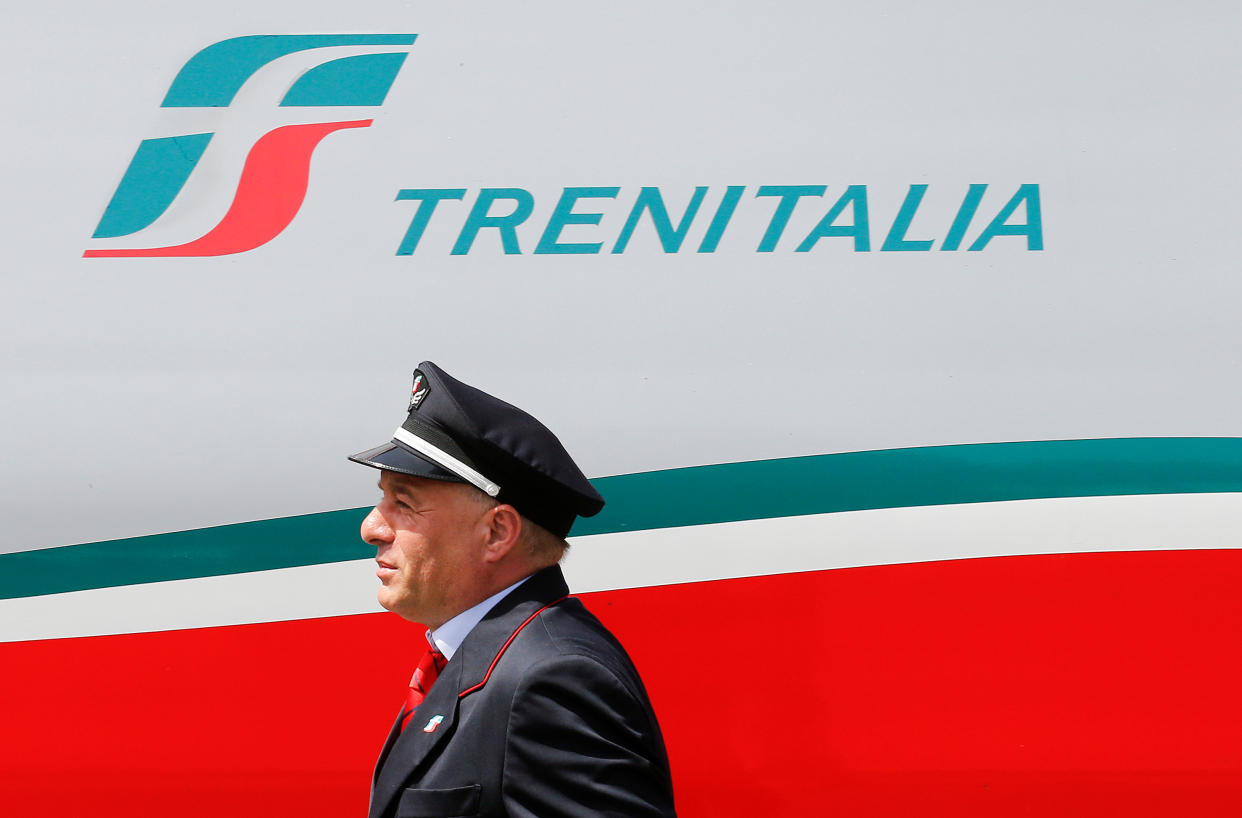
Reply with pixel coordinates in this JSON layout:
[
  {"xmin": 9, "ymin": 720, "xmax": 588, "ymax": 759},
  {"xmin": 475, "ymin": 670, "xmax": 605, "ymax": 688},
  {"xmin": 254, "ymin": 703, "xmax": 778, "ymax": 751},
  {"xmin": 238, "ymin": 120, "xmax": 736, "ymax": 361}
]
[{"xmin": 493, "ymin": 600, "xmax": 677, "ymax": 817}]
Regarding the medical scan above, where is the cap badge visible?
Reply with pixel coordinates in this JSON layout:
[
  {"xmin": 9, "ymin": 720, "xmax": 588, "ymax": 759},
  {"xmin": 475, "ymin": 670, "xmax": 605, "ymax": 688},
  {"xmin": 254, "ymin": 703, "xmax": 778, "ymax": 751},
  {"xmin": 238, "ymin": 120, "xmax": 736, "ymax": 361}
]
[{"xmin": 408, "ymin": 371, "xmax": 430, "ymax": 412}]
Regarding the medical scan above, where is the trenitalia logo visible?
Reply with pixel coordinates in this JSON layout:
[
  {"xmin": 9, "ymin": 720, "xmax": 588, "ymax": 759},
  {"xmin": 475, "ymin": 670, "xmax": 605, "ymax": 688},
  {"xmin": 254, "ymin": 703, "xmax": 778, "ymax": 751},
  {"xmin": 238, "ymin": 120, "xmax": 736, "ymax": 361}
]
[
  {"xmin": 393, "ymin": 184, "xmax": 1044, "ymax": 256},
  {"xmin": 84, "ymin": 34, "xmax": 1044, "ymax": 260},
  {"xmin": 83, "ymin": 34, "xmax": 415, "ymax": 258}
]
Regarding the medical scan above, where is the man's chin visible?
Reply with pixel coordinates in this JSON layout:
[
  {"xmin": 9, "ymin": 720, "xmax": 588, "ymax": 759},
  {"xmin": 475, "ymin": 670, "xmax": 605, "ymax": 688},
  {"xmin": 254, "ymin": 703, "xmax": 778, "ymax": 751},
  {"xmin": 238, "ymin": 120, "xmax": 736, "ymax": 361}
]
[
  {"xmin": 377, "ymin": 592, "xmax": 424, "ymax": 624},
  {"xmin": 376, "ymin": 588, "xmax": 397, "ymax": 613}
]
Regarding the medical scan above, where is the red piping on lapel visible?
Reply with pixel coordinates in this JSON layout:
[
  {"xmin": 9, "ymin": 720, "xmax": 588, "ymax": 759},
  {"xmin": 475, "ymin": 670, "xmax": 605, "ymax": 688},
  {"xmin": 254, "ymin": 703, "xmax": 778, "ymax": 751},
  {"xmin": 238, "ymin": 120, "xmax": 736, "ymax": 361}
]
[{"xmin": 458, "ymin": 596, "xmax": 568, "ymax": 699}]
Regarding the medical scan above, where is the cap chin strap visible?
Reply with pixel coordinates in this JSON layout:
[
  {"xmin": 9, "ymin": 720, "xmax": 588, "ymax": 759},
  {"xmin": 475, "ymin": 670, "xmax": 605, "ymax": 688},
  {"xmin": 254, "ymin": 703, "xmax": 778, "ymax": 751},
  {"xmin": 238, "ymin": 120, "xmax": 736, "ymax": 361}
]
[{"xmin": 391, "ymin": 427, "xmax": 502, "ymax": 497}]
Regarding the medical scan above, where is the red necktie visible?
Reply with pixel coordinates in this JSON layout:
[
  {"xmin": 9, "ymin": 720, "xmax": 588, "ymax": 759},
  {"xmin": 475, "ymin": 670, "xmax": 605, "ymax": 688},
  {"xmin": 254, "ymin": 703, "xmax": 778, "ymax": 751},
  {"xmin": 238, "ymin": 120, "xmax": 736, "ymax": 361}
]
[{"xmin": 400, "ymin": 645, "xmax": 447, "ymax": 732}]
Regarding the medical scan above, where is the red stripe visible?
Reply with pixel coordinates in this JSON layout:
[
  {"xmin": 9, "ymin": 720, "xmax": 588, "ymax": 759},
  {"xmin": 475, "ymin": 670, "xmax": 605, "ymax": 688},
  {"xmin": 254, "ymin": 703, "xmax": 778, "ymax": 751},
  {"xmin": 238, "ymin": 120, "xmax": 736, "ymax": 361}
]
[
  {"xmin": 458, "ymin": 595, "xmax": 568, "ymax": 699},
  {"xmin": 2, "ymin": 551, "xmax": 1241, "ymax": 816},
  {"xmin": 83, "ymin": 120, "xmax": 371, "ymax": 258}
]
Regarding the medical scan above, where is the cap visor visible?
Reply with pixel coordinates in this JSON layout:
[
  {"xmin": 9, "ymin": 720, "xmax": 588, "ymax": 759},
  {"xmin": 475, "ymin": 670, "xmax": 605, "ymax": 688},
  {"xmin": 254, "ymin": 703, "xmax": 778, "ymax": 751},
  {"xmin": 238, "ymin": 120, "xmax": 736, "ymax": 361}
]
[{"xmin": 348, "ymin": 440, "xmax": 466, "ymax": 484}]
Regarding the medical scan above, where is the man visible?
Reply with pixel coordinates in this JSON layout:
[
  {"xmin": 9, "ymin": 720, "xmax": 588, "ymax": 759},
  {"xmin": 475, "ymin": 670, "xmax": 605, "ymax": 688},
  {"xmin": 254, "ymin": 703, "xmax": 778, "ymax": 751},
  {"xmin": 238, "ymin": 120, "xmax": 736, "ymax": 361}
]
[{"xmin": 349, "ymin": 361, "xmax": 676, "ymax": 818}]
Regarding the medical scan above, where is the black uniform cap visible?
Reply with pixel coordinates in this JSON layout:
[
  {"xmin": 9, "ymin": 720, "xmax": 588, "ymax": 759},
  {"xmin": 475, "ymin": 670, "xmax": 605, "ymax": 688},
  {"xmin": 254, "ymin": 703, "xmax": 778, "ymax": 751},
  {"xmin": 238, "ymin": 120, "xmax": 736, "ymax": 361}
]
[{"xmin": 348, "ymin": 361, "xmax": 604, "ymax": 538}]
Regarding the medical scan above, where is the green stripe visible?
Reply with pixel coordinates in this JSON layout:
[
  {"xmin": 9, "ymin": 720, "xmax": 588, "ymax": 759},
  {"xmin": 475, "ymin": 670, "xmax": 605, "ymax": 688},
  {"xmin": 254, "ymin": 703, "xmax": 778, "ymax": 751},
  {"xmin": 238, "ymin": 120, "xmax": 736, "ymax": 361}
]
[{"xmin": 3, "ymin": 438, "xmax": 1241, "ymax": 600}]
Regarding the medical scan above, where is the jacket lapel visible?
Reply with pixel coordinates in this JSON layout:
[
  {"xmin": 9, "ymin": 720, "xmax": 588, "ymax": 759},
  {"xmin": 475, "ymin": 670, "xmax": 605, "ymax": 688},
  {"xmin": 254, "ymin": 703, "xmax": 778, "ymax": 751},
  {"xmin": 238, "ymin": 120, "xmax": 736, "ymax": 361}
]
[
  {"xmin": 454, "ymin": 565, "xmax": 570, "ymax": 695},
  {"xmin": 368, "ymin": 566, "xmax": 572, "ymax": 818},
  {"xmin": 369, "ymin": 656, "xmax": 465, "ymax": 818}
]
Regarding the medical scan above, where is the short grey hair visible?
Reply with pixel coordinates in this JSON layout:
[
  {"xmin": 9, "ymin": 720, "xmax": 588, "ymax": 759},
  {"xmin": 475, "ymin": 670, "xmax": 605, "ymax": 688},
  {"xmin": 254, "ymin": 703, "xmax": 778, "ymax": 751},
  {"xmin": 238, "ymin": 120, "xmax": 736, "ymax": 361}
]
[{"xmin": 462, "ymin": 484, "xmax": 569, "ymax": 563}]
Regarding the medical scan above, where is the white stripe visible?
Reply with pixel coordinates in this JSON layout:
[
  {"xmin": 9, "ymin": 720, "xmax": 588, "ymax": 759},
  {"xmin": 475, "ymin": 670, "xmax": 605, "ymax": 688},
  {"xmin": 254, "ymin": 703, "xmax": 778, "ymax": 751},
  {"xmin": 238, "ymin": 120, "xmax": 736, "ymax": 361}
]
[
  {"xmin": 3, "ymin": 492, "xmax": 1241, "ymax": 643},
  {"xmin": 391, "ymin": 427, "xmax": 501, "ymax": 497}
]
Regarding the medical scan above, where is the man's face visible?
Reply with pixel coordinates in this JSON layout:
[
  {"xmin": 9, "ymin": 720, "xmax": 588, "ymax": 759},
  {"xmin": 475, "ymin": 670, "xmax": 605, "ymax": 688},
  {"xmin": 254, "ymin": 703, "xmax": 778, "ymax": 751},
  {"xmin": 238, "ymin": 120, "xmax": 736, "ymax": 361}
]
[{"xmin": 361, "ymin": 471, "xmax": 491, "ymax": 628}]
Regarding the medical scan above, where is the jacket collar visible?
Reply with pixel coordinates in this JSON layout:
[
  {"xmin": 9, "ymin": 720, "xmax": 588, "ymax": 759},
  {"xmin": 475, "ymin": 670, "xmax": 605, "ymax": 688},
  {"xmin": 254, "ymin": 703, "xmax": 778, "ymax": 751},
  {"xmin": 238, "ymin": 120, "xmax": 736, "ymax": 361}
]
[
  {"xmin": 369, "ymin": 564, "xmax": 571, "ymax": 818},
  {"xmin": 451, "ymin": 564, "xmax": 569, "ymax": 695}
]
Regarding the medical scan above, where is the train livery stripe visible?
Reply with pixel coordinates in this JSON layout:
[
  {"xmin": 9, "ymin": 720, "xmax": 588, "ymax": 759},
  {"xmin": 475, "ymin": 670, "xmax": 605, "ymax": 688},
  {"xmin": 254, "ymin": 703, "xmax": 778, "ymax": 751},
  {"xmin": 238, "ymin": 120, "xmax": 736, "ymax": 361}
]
[
  {"xmin": 2, "ymin": 549, "xmax": 1240, "ymax": 817},
  {"xmin": 3, "ymin": 492, "xmax": 1240, "ymax": 643},
  {"xmin": 3, "ymin": 437, "xmax": 1242, "ymax": 601}
]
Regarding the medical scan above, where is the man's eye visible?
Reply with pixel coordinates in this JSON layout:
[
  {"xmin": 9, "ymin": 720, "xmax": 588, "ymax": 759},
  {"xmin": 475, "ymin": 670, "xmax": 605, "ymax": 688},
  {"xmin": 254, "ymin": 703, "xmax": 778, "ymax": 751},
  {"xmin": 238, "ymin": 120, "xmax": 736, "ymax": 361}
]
[{"xmin": 380, "ymin": 496, "xmax": 408, "ymax": 512}]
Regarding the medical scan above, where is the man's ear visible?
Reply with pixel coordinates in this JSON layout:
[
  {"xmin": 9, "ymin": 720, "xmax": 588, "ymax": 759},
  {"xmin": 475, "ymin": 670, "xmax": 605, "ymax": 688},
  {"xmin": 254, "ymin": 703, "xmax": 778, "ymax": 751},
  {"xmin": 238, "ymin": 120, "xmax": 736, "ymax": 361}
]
[{"xmin": 481, "ymin": 504, "xmax": 522, "ymax": 563}]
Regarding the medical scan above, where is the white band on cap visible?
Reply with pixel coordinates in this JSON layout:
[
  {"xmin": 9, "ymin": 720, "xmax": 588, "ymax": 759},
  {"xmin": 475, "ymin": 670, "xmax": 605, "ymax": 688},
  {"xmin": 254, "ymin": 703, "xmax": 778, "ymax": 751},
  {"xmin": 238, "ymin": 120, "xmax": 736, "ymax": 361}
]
[{"xmin": 391, "ymin": 427, "xmax": 502, "ymax": 497}]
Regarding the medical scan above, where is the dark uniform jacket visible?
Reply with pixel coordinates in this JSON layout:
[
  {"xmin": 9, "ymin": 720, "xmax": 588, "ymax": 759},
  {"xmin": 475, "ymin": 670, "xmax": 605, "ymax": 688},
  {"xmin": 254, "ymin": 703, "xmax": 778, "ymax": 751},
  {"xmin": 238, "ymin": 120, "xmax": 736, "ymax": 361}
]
[{"xmin": 369, "ymin": 565, "xmax": 676, "ymax": 818}]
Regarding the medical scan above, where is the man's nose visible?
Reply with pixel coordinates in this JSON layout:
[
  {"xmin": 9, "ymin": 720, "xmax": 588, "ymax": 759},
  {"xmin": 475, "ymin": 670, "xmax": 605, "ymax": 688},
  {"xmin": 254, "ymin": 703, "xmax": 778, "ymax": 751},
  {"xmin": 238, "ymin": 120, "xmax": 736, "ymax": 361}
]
[{"xmin": 361, "ymin": 507, "xmax": 394, "ymax": 547}]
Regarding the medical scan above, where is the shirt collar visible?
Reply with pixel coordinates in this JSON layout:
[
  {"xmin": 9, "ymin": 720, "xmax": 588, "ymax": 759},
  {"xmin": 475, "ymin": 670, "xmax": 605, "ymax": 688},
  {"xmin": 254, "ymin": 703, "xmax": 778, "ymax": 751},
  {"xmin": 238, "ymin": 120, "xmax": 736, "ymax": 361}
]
[{"xmin": 428, "ymin": 576, "xmax": 530, "ymax": 660}]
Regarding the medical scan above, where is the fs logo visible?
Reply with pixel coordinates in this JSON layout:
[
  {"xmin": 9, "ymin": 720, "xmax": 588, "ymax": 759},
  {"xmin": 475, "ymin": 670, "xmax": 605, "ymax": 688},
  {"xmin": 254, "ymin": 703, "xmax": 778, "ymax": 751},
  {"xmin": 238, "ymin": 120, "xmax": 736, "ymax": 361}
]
[{"xmin": 84, "ymin": 34, "xmax": 415, "ymax": 258}]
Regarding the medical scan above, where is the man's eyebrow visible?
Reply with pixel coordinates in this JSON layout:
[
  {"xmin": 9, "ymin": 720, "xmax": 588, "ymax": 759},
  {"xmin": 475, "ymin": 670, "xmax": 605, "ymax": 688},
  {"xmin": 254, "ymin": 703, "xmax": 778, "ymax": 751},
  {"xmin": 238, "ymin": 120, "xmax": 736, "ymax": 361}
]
[{"xmin": 380, "ymin": 477, "xmax": 420, "ymax": 501}]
